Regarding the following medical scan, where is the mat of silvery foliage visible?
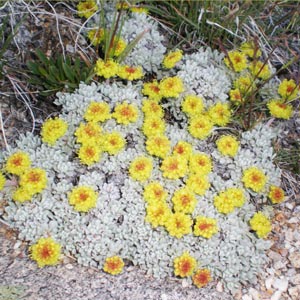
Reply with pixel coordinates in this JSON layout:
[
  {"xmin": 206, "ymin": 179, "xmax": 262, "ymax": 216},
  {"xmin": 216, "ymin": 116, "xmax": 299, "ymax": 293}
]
[{"xmin": 0, "ymin": 1, "xmax": 297, "ymax": 293}]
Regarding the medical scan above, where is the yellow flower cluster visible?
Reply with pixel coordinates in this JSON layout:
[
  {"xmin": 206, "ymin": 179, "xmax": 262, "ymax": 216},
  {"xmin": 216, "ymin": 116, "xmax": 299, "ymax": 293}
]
[
  {"xmin": 248, "ymin": 61, "xmax": 271, "ymax": 80},
  {"xmin": 142, "ymin": 116, "xmax": 165, "ymax": 137},
  {"xmin": 240, "ymin": 41, "xmax": 262, "ymax": 58},
  {"xmin": 181, "ymin": 95, "xmax": 204, "ymax": 116},
  {"xmin": 160, "ymin": 155, "xmax": 188, "ymax": 179},
  {"xmin": 172, "ymin": 141, "xmax": 192, "ymax": 160},
  {"xmin": 103, "ymin": 131, "xmax": 125, "ymax": 155},
  {"xmin": 142, "ymin": 80, "xmax": 162, "ymax": 102},
  {"xmin": 216, "ymin": 135, "xmax": 240, "ymax": 157},
  {"xmin": 84, "ymin": 101, "xmax": 111, "ymax": 123},
  {"xmin": 173, "ymin": 251, "xmax": 196, "ymax": 277},
  {"xmin": 159, "ymin": 76, "xmax": 184, "ymax": 98},
  {"xmin": 214, "ymin": 187, "xmax": 246, "ymax": 214},
  {"xmin": 113, "ymin": 102, "xmax": 139, "ymax": 125},
  {"xmin": 95, "ymin": 59, "xmax": 119, "ymax": 79},
  {"xmin": 146, "ymin": 135, "xmax": 171, "ymax": 158},
  {"xmin": 68, "ymin": 185, "xmax": 98, "ymax": 212},
  {"xmin": 193, "ymin": 216, "xmax": 218, "ymax": 238},
  {"xmin": 278, "ymin": 79, "xmax": 298, "ymax": 101},
  {"xmin": 103, "ymin": 256, "xmax": 124, "ymax": 275},
  {"xmin": 242, "ymin": 167, "xmax": 267, "ymax": 193},
  {"xmin": 162, "ymin": 49, "xmax": 183, "ymax": 69},
  {"xmin": 249, "ymin": 212, "xmax": 271, "ymax": 238},
  {"xmin": 172, "ymin": 187, "xmax": 197, "ymax": 214},
  {"xmin": 268, "ymin": 185, "xmax": 285, "ymax": 204},
  {"xmin": 186, "ymin": 174, "xmax": 210, "ymax": 196},
  {"xmin": 224, "ymin": 50, "xmax": 248, "ymax": 72},
  {"xmin": 77, "ymin": 0, "xmax": 98, "ymax": 18},
  {"xmin": 267, "ymin": 99, "xmax": 293, "ymax": 120},
  {"xmin": 129, "ymin": 156, "xmax": 153, "ymax": 181},
  {"xmin": 5, "ymin": 151, "xmax": 31, "ymax": 175},
  {"xmin": 208, "ymin": 102, "xmax": 231, "ymax": 126},
  {"xmin": 189, "ymin": 152, "xmax": 212, "ymax": 175},
  {"xmin": 188, "ymin": 116, "xmax": 213, "ymax": 140},
  {"xmin": 143, "ymin": 181, "xmax": 167, "ymax": 203},
  {"xmin": 192, "ymin": 268, "xmax": 212, "ymax": 288},
  {"xmin": 165, "ymin": 212, "xmax": 193, "ymax": 238},
  {"xmin": 41, "ymin": 117, "xmax": 68, "ymax": 146},
  {"xmin": 142, "ymin": 99, "xmax": 164, "ymax": 118},
  {"xmin": 87, "ymin": 28, "xmax": 105, "ymax": 46},
  {"xmin": 118, "ymin": 65, "xmax": 144, "ymax": 80},
  {"xmin": 145, "ymin": 201, "xmax": 171, "ymax": 228},
  {"xmin": 30, "ymin": 237, "xmax": 61, "ymax": 267}
]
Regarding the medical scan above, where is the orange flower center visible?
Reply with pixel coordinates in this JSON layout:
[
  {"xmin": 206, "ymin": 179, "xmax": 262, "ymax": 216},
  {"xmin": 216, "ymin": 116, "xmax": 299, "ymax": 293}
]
[
  {"xmin": 286, "ymin": 85, "xmax": 294, "ymax": 94},
  {"xmin": 107, "ymin": 260, "xmax": 120, "ymax": 271},
  {"xmin": 273, "ymin": 189, "xmax": 283, "ymax": 201},
  {"xmin": 79, "ymin": 192, "xmax": 88, "ymax": 202},
  {"xmin": 234, "ymin": 55, "xmax": 241, "ymax": 63},
  {"xmin": 28, "ymin": 172, "xmax": 41, "ymax": 183},
  {"xmin": 84, "ymin": 126, "xmax": 97, "ymax": 137},
  {"xmin": 136, "ymin": 162, "xmax": 146, "ymax": 171},
  {"xmin": 195, "ymin": 271, "xmax": 210, "ymax": 285},
  {"xmin": 175, "ymin": 219, "xmax": 183, "ymax": 228},
  {"xmin": 125, "ymin": 67, "xmax": 136, "ymax": 74},
  {"xmin": 175, "ymin": 145, "xmax": 184, "ymax": 154},
  {"xmin": 180, "ymin": 260, "xmax": 191, "ymax": 274},
  {"xmin": 150, "ymin": 85, "xmax": 160, "ymax": 94},
  {"xmin": 109, "ymin": 138, "xmax": 117, "ymax": 146},
  {"xmin": 180, "ymin": 195, "xmax": 190, "ymax": 206},
  {"xmin": 154, "ymin": 189, "xmax": 163, "ymax": 197},
  {"xmin": 40, "ymin": 245, "xmax": 52, "ymax": 259},
  {"xmin": 277, "ymin": 103, "xmax": 287, "ymax": 109},
  {"xmin": 85, "ymin": 147, "xmax": 95, "ymax": 157},
  {"xmin": 168, "ymin": 161, "xmax": 178, "ymax": 171},
  {"xmin": 91, "ymin": 106, "xmax": 104, "ymax": 114},
  {"xmin": 12, "ymin": 157, "xmax": 23, "ymax": 166},
  {"xmin": 198, "ymin": 222, "xmax": 212, "ymax": 231},
  {"xmin": 121, "ymin": 107, "xmax": 134, "ymax": 117},
  {"xmin": 251, "ymin": 173, "xmax": 261, "ymax": 183}
]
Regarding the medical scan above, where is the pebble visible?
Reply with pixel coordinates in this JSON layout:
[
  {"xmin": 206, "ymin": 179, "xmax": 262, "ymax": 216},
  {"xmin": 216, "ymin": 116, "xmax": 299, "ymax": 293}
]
[
  {"xmin": 161, "ymin": 294, "xmax": 168, "ymax": 300},
  {"xmin": 288, "ymin": 252, "xmax": 300, "ymax": 268},
  {"xmin": 13, "ymin": 241, "xmax": 22, "ymax": 249},
  {"xmin": 268, "ymin": 251, "xmax": 282, "ymax": 262},
  {"xmin": 249, "ymin": 288, "xmax": 260, "ymax": 300},
  {"xmin": 181, "ymin": 278, "xmax": 190, "ymax": 288},
  {"xmin": 65, "ymin": 263, "xmax": 73, "ymax": 270},
  {"xmin": 216, "ymin": 281, "xmax": 223, "ymax": 293},
  {"xmin": 273, "ymin": 261, "xmax": 286, "ymax": 270},
  {"xmin": 271, "ymin": 290, "xmax": 282, "ymax": 300},
  {"xmin": 265, "ymin": 277, "xmax": 274, "ymax": 290},
  {"xmin": 272, "ymin": 278, "xmax": 288, "ymax": 292},
  {"xmin": 290, "ymin": 274, "xmax": 300, "ymax": 285},
  {"xmin": 288, "ymin": 286, "xmax": 300, "ymax": 300},
  {"xmin": 241, "ymin": 295, "xmax": 252, "ymax": 300}
]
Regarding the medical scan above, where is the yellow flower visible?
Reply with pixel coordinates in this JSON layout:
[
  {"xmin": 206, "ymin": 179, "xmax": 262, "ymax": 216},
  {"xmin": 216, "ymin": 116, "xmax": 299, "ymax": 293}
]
[
  {"xmin": 143, "ymin": 181, "xmax": 168, "ymax": 203},
  {"xmin": 192, "ymin": 268, "xmax": 212, "ymax": 288},
  {"xmin": 172, "ymin": 187, "xmax": 197, "ymax": 214},
  {"xmin": 234, "ymin": 75, "xmax": 255, "ymax": 94},
  {"xmin": 172, "ymin": 141, "xmax": 192, "ymax": 160},
  {"xmin": 68, "ymin": 186, "xmax": 98, "ymax": 212},
  {"xmin": 95, "ymin": 59, "xmax": 119, "ymax": 79},
  {"xmin": 208, "ymin": 102, "xmax": 231, "ymax": 126},
  {"xmin": 229, "ymin": 88, "xmax": 243, "ymax": 103},
  {"xmin": 174, "ymin": 252, "xmax": 197, "ymax": 278},
  {"xmin": 214, "ymin": 190, "xmax": 235, "ymax": 214},
  {"xmin": 142, "ymin": 116, "xmax": 165, "ymax": 137},
  {"xmin": 75, "ymin": 122, "xmax": 103, "ymax": 145},
  {"xmin": 130, "ymin": 6, "xmax": 148, "ymax": 14},
  {"xmin": 84, "ymin": 101, "xmax": 111, "ymax": 123},
  {"xmin": 189, "ymin": 152, "xmax": 212, "ymax": 175},
  {"xmin": 181, "ymin": 95, "xmax": 204, "ymax": 116},
  {"xmin": 113, "ymin": 102, "xmax": 139, "ymax": 125},
  {"xmin": 129, "ymin": 156, "xmax": 153, "ymax": 181},
  {"xmin": 160, "ymin": 155, "xmax": 188, "ymax": 180},
  {"xmin": 111, "ymin": 37, "xmax": 127, "ymax": 57},
  {"xmin": 145, "ymin": 201, "xmax": 171, "ymax": 228},
  {"xmin": 242, "ymin": 167, "xmax": 267, "ymax": 192},
  {"xmin": 146, "ymin": 135, "xmax": 171, "ymax": 158},
  {"xmin": 103, "ymin": 256, "xmax": 124, "ymax": 275},
  {"xmin": 77, "ymin": 0, "xmax": 98, "ymax": 18},
  {"xmin": 0, "ymin": 172, "xmax": 6, "ymax": 190},
  {"xmin": 142, "ymin": 80, "xmax": 163, "ymax": 102},
  {"xmin": 142, "ymin": 99, "xmax": 164, "ymax": 118},
  {"xmin": 268, "ymin": 185, "xmax": 285, "ymax": 204},
  {"xmin": 159, "ymin": 76, "xmax": 184, "ymax": 98},
  {"xmin": 41, "ymin": 117, "xmax": 68, "ymax": 146},
  {"xmin": 249, "ymin": 61, "xmax": 271, "ymax": 80},
  {"xmin": 267, "ymin": 99, "xmax": 293, "ymax": 120},
  {"xmin": 193, "ymin": 216, "xmax": 218, "ymax": 238},
  {"xmin": 118, "ymin": 65, "xmax": 143, "ymax": 80},
  {"xmin": 78, "ymin": 143, "xmax": 102, "ymax": 165},
  {"xmin": 87, "ymin": 28, "xmax": 105, "ymax": 46},
  {"xmin": 224, "ymin": 50, "xmax": 248, "ymax": 72},
  {"xmin": 227, "ymin": 187, "xmax": 246, "ymax": 208},
  {"xmin": 5, "ymin": 151, "xmax": 31, "ymax": 175},
  {"xmin": 30, "ymin": 237, "xmax": 61, "ymax": 267},
  {"xmin": 165, "ymin": 212, "xmax": 192, "ymax": 238},
  {"xmin": 249, "ymin": 212, "xmax": 271, "ymax": 238},
  {"xmin": 216, "ymin": 135, "xmax": 239, "ymax": 157},
  {"xmin": 103, "ymin": 131, "xmax": 125, "ymax": 155},
  {"xmin": 240, "ymin": 41, "xmax": 261, "ymax": 58},
  {"xmin": 12, "ymin": 187, "xmax": 33, "ymax": 203},
  {"xmin": 188, "ymin": 115, "xmax": 213, "ymax": 140},
  {"xmin": 162, "ymin": 49, "xmax": 183, "ymax": 69},
  {"xmin": 186, "ymin": 174, "xmax": 210, "ymax": 196},
  {"xmin": 19, "ymin": 168, "xmax": 47, "ymax": 194},
  {"xmin": 278, "ymin": 79, "xmax": 298, "ymax": 101}
]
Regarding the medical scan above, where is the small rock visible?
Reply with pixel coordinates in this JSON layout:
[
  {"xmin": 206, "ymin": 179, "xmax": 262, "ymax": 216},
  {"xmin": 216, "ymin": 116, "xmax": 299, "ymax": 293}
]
[
  {"xmin": 181, "ymin": 278, "xmax": 190, "ymax": 288},
  {"xmin": 161, "ymin": 294, "xmax": 168, "ymax": 300},
  {"xmin": 287, "ymin": 216, "xmax": 298, "ymax": 223},
  {"xmin": 285, "ymin": 202, "xmax": 295, "ymax": 211},
  {"xmin": 241, "ymin": 295, "xmax": 252, "ymax": 300},
  {"xmin": 286, "ymin": 230, "xmax": 294, "ymax": 242},
  {"xmin": 268, "ymin": 251, "xmax": 282, "ymax": 262},
  {"xmin": 290, "ymin": 274, "xmax": 300, "ymax": 285},
  {"xmin": 278, "ymin": 248, "xmax": 288, "ymax": 257},
  {"xmin": 274, "ymin": 260, "xmax": 287, "ymax": 270},
  {"xmin": 234, "ymin": 289, "xmax": 242, "ymax": 299},
  {"xmin": 216, "ymin": 281, "xmax": 223, "ymax": 293},
  {"xmin": 288, "ymin": 286, "xmax": 300, "ymax": 300},
  {"xmin": 272, "ymin": 278, "xmax": 288, "ymax": 292},
  {"xmin": 289, "ymin": 252, "xmax": 300, "ymax": 268},
  {"xmin": 265, "ymin": 277, "xmax": 274, "ymax": 290},
  {"xmin": 271, "ymin": 291, "xmax": 282, "ymax": 300},
  {"xmin": 249, "ymin": 288, "xmax": 260, "ymax": 300},
  {"xmin": 65, "ymin": 263, "xmax": 73, "ymax": 270},
  {"xmin": 13, "ymin": 241, "xmax": 22, "ymax": 249}
]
